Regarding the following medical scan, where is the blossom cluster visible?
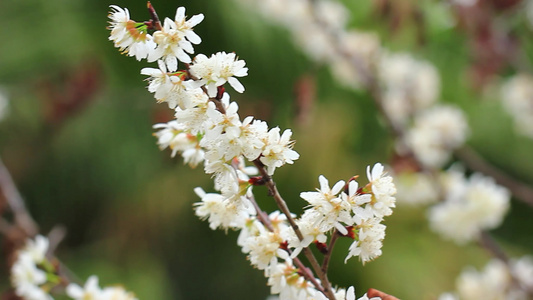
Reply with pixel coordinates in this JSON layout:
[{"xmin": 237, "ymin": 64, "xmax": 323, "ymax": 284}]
[
  {"xmin": 395, "ymin": 164, "xmax": 510, "ymax": 244},
  {"xmin": 295, "ymin": 164, "xmax": 395, "ymax": 264},
  {"xmin": 194, "ymin": 163, "xmax": 395, "ymax": 299},
  {"xmin": 428, "ymin": 166, "xmax": 510, "ymax": 244},
  {"xmin": 439, "ymin": 256, "xmax": 533, "ymax": 300},
  {"xmin": 10, "ymin": 235, "xmax": 136, "ymax": 300},
  {"xmin": 107, "ymin": 3, "xmax": 395, "ymax": 300}
]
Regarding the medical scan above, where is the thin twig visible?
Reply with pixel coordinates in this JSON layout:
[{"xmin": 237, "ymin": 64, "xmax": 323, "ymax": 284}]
[
  {"xmin": 479, "ymin": 231, "xmax": 509, "ymax": 263},
  {"xmin": 321, "ymin": 229, "xmax": 340, "ymax": 274}
]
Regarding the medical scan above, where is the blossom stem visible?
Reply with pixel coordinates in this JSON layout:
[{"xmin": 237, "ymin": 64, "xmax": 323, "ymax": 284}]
[
  {"xmin": 146, "ymin": 2, "xmax": 162, "ymax": 31},
  {"xmin": 246, "ymin": 191, "xmax": 275, "ymax": 233},
  {"xmin": 252, "ymin": 159, "xmax": 336, "ymax": 300}
]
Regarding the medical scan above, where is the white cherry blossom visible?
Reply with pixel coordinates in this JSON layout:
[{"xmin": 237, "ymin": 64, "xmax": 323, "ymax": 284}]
[
  {"xmin": 189, "ymin": 52, "xmax": 249, "ymax": 97},
  {"xmin": 148, "ymin": 7, "xmax": 204, "ymax": 70},
  {"xmin": 108, "ymin": 5, "xmax": 155, "ymax": 61},
  {"xmin": 260, "ymin": 128, "xmax": 300, "ymax": 175}
]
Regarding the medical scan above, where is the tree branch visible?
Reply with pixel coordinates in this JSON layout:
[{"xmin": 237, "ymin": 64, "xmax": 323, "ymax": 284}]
[{"xmin": 0, "ymin": 156, "xmax": 38, "ymax": 236}]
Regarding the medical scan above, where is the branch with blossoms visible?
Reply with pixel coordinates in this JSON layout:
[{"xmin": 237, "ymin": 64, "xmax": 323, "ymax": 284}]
[
  {"xmin": 232, "ymin": 0, "xmax": 533, "ymax": 299},
  {"xmin": 3, "ymin": 2, "xmax": 400, "ymax": 300}
]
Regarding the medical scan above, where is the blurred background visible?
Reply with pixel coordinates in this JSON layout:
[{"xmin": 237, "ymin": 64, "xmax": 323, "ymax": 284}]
[{"xmin": 1, "ymin": 0, "xmax": 533, "ymax": 299}]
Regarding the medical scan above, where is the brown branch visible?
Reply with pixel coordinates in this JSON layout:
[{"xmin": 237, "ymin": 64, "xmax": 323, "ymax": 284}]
[
  {"xmin": 252, "ymin": 159, "xmax": 336, "ymax": 300},
  {"xmin": 455, "ymin": 146, "xmax": 533, "ymax": 209}
]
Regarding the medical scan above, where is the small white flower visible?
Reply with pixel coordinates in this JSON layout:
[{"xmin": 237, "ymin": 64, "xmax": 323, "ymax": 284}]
[
  {"xmin": 245, "ymin": 226, "xmax": 287, "ymax": 270},
  {"xmin": 300, "ymin": 175, "xmax": 352, "ymax": 235},
  {"xmin": 260, "ymin": 127, "xmax": 300, "ymax": 175},
  {"xmin": 11, "ymin": 253, "xmax": 47, "ymax": 289},
  {"xmin": 14, "ymin": 282, "xmax": 52, "ymax": 300},
  {"xmin": 153, "ymin": 121, "xmax": 204, "ymax": 167},
  {"xmin": 148, "ymin": 7, "xmax": 204, "ymax": 70},
  {"xmin": 174, "ymin": 89, "xmax": 210, "ymax": 134},
  {"xmin": 287, "ymin": 210, "xmax": 328, "ymax": 258},
  {"xmin": 108, "ymin": 5, "xmax": 154, "ymax": 61},
  {"xmin": 189, "ymin": 52, "xmax": 249, "ymax": 97},
  {"xmin": 194, "ymin": 187, "xmax": 253, "ymax": 230},
  {"xmin": 267, "ymin": 261, "xmax": 318, "ymax": 300},
  {"xmin": 141, "ymin": 60, "xmax": 192, "ymax": 109},
  {"xmin": 345, "ymin": 217, "xmax": 386, "ymax": 264},
  {"xmin": 364, "ymin": 163, "xmax": 397, "ymax": 218}
]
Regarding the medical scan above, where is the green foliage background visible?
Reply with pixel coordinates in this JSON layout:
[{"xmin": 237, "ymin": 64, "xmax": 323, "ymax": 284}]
[{"xmin": 1, "ymin": 0, "xmax": 533, "ymax": 299}]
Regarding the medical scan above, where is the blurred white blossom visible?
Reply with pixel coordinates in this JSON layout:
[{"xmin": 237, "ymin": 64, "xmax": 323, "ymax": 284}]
[
  {"xmin": 500, "ymin": 74, "xmax": 533, "ymax": 139},
  {"xmin": 429, "ymin": 170, "xmax": 510, "ymax": 244}
]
